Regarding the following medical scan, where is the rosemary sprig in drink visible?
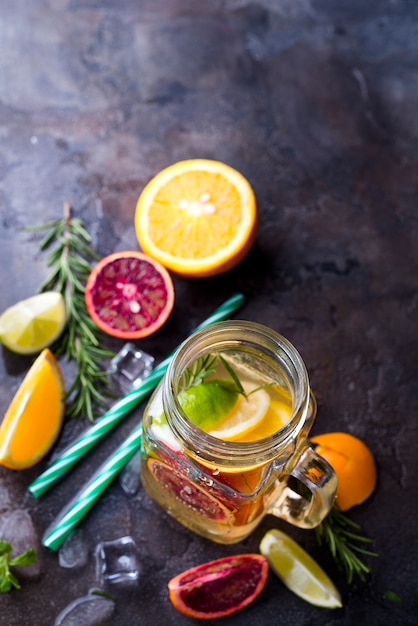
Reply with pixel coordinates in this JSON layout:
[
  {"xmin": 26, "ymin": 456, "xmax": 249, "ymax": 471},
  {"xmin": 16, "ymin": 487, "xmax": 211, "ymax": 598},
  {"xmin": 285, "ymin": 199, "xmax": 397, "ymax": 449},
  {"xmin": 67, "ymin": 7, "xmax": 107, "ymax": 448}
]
[
  {"xmin": 181, "ymin": 353, "xmax": 273, "ymax": 398},
  {"xmin": 28, "ymin": 201, "xmax": 115, "ymax": 421},
  {"xmin": 315, "ymin": 507, "xmax": 378, "ymax": 583}
]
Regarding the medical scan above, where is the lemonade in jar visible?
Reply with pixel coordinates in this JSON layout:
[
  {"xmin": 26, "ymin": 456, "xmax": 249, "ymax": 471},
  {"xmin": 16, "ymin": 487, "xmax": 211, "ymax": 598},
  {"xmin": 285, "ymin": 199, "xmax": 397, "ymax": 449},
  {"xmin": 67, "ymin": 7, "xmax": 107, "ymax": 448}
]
[{"xmin": 140, "ymin": 321, "xmax": 337, "ymax": 544}]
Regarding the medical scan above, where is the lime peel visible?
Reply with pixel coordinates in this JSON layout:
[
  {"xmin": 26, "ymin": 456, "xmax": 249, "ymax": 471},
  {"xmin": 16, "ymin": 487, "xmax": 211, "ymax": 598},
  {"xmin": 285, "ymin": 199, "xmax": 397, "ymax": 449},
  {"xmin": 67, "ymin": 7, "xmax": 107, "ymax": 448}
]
[
  {"xmin": 260, "ymin": 529, "xmax": 343, "ymax": 609},
  {"xmin": 178, "ymin": 379, "xmax": 238, "ymax": 430}
]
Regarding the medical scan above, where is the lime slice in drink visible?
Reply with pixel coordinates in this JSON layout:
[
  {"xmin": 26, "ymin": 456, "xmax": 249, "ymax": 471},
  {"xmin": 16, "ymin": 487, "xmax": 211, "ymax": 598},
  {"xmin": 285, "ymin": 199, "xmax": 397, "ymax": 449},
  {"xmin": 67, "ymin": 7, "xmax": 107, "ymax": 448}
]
[
  {"xmin": 178, "ymin": 379, "xmax": 238, "ymax": 431},
  {"xmin": 0, "ymin": 292, "xmax": 67, "ymax": 355},
  {"xmin": 259, "ymin": 529, "xmax": 342, "ymax": 608}
]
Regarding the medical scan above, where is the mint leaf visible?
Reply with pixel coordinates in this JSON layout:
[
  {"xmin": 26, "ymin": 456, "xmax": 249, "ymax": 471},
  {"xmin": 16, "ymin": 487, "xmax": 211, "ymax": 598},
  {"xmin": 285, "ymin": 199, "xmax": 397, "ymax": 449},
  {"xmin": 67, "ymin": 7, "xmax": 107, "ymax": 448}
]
[
  {"xmin": 0, "ymin": 543, "xmax": 37, "ymax": 593},
  {"xmin": 9, "ymin": 548, "xmax": 37, "ymax": 567},
  {"xmin": 0, "ymin": 541, "xmax": 12, "ymax": 557}
]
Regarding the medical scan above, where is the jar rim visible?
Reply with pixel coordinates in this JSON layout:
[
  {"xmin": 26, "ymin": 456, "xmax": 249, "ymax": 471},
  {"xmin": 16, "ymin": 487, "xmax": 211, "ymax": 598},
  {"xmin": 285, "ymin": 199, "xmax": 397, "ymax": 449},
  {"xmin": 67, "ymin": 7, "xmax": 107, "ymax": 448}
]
[{"xmin": 162, "ymin": 320, "xmax": 314, "ymax": 467}]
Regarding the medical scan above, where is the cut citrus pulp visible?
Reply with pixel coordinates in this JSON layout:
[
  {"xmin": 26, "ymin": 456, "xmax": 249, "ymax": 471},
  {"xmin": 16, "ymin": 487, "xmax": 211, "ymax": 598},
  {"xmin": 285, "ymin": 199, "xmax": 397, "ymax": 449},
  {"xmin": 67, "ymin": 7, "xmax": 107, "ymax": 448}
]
[
  {"xmin": 0, "ymin": 348, "xmax": 65, "ymax": 469},
  {"xmin": 135, "ymin": 159, "xmax": 258, "ymax": 278},
  {"xmin": 0, "ymin": 291, "xmax": 66, "ymax": 355},
  {"xmin": 84, "ymin": 251, "xmax": 174, "ymax": 339},
  {"xmin": 168, "ymin": 554, "xmax": 268, "ymax": 619},
  {"xmin": 208, "ymin": 387, "xmax": 270, "ymax": 441},
  {"xmin": 178, "ymin": 379, "xmax": 238, "ymax": 431},
  {"xmin": 310, "ymin": 432, "xmax": 377, "ymax": 511},
  {"xmin": 147, "ymin": 458, "xmax": 234, "ymax": 523},
  {"xmin": 260, "ymin": 529, "xmax": 342, "ymax": 608}
]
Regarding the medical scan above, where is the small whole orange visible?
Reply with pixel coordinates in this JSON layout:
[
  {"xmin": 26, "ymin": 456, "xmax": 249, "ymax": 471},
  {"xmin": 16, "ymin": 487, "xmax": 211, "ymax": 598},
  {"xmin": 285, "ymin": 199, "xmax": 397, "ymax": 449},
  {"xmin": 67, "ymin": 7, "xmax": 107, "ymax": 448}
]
[{"xmin": 310, "ymin": 432, "xmax": 377, "ymax": 511}]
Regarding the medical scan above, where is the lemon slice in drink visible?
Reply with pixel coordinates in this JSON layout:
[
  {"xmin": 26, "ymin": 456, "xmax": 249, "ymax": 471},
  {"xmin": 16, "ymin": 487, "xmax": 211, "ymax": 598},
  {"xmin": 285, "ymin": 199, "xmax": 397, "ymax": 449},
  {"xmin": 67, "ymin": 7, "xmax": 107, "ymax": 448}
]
[
  {"xmin": 260, "ymin": 529, "xmax": 342, "ymax": 608},
  {"xmin": 0, "ymin": 292, "xmax": 67, "ymax": 355},
  {"xmin": 208, "ymin": 387, "xmax": 270, "ymax": 441}
]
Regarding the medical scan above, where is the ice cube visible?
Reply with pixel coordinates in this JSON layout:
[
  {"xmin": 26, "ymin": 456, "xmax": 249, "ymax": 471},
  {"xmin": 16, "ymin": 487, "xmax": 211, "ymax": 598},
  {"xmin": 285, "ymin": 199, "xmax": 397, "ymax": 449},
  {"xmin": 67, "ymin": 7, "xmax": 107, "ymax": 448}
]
[
  {"xmin": 119, "ymin": 450, "xmax": 141, "ymax": 495},
  {"xmin": 54, "ymin": 592, "xmax": 115, "ymax": 626},
  {"xmin": 109, "ymin": 343, "xmax": 154, "ymax": 392},
  {"xmin": 58, "ymin": 529, "xmax": 88, "ymax": 569},
  {"xmin": 95, "ymin": 536, "xmax": 139, "ymax": 585},
  {"xmin": 0, "ymin": 482, "xmax": 11, "ymax": 512},
  {"xmin": 0, "ymin": 509, "xmax": 40, "ymax": 577}
]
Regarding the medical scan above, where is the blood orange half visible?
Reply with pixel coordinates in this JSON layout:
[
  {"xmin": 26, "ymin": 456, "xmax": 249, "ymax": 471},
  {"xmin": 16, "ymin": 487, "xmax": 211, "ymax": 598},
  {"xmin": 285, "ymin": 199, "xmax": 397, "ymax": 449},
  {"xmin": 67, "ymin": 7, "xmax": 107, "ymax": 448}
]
[
  {"xmin": 168, "ymin": 554, "xmax": 269, "ymax": 619},
  {"xmin": 85, "ymin": 251, "xmax": 175, "ymax": 339}
]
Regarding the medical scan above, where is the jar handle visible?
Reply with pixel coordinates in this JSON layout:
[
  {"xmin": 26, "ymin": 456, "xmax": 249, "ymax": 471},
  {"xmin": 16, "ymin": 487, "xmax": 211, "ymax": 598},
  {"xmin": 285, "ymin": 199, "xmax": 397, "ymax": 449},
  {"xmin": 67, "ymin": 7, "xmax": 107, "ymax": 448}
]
[{"xmin": 269, "ymin": 441, "xmax": 338, "ymax": 529}]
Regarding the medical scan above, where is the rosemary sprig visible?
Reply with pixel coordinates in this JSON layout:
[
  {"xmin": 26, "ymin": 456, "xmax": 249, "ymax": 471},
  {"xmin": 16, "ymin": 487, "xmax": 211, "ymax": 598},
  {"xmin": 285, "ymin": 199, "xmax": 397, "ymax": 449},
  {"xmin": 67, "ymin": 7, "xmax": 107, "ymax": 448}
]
[
  {"xmin": 181, "ymin": 354, "xmax": 217, "ymax": 389},
  {"xmin": 315, "ymin": 507, "xmax": 378, "ymax": 583},
  {"xmin": 28, "ymin": 201, "xmax": 115, "ymax": 421},
  {"xmin": 182, "ymin": 352, "xmax": 274, "ymax": 398}
]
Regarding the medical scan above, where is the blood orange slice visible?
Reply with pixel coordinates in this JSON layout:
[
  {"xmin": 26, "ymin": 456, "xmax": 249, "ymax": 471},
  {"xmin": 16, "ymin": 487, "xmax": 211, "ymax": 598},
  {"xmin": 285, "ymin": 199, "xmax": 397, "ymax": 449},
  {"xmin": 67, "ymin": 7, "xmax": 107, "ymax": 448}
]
[
  {"xmin": 148, "ymin": 458, "xmax": 234, "ymax": 523},
  {"xmin": 168, "ymin": 554, "xmax": 269, "ymax": 619},
  {"xmin": 84, "ymin": 251, "xmax": 174, "ymax": 339}
]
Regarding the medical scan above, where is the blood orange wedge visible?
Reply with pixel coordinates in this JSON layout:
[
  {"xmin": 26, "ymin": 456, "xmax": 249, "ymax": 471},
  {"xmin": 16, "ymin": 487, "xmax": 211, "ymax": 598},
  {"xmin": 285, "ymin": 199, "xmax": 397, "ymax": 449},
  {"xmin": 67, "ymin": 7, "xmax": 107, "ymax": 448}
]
[
  {"xmin": 310, "ymin": 432, "xmax": 377, "ymax": 511},
  {"xmin": 135, "ymin": 159, "xmax": 258, "ymax": 278},
  {"xmin": 0, "ymin": 348, "xmax": 65, "ymax": 469},
  {"xmin": 168, "ymin": 554, "xmax": 268, "ymax": 619},
  {"xmin": 84, "ymin": 251, "xmax": 174, "ymax": 339}
]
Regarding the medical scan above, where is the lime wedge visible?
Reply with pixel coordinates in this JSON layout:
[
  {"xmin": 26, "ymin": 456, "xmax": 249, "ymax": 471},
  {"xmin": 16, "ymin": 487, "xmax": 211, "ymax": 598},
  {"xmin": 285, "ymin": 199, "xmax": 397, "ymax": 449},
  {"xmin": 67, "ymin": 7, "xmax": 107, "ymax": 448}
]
[
  {"xmin": 178, "ymin": 379, "xmax": 238, "ymax": 430},
  {"xmin": 0, "ymin": 292, "xmax": 67, "ymax": 355},
  {"xmin": 259, "ymin": 529, "xmax": 342, "ymax": 608}
]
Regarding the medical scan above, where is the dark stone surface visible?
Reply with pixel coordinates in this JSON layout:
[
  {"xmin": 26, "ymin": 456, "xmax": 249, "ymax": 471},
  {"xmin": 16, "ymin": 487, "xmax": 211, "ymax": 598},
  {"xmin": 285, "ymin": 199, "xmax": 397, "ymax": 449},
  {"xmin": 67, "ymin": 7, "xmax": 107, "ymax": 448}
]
[{"xmin": 1, "ymin": 1, "xmax": 417, "ymax": 624}]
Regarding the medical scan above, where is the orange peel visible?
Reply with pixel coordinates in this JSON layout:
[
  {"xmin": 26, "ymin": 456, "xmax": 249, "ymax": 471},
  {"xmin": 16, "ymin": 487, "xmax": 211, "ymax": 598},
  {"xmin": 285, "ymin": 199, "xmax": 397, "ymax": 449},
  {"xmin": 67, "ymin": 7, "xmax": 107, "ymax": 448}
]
[{"xmin": 310, "ymin": 431, "xmax": 377, "ymax": 511}]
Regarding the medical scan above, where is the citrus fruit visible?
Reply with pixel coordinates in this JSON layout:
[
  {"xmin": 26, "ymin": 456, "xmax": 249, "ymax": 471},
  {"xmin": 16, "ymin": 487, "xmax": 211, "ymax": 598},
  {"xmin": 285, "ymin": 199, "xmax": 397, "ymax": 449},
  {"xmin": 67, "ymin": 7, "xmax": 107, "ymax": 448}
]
[
  {"xmin": 84, "ymin": 251, "xmax": 174, "ymax": 339},
  {"xmin": 208, "ymin": 387, "xmax": 270, "ymax": 441},
  {"xmin": 310, "ymin": 432, "xmax": 377, "ymax": 511},
  {"xmin": 168, "ymin": 554, "xmax": 268, "ymax": 619},
  {"xmin": 260, "ymin": 529, "xmax": 342, "ymax": 608},
  {"xmin": 237, "ymin": 397, "xmax": 292, "ymax": 442},
  {"xmin": 147, "ymin": 459, "xmax": 234, "ymax": 524},
  {"xmin": 135, "ymin": 159, "xmax": 258, "ymax": 278},
  {"xmin": 0, "ymin": 291, "xmax": 66, "ymax": 355},
  {"xmin": 178, "ymin": 379, "xmax": 269, "ymax": 441},
  {"xmin": 0, "ymin": 348, "xmax": 65, "ymax": 469},
  {"xmin": 178, "ymin": 379, "xmax": 238, "ymax": 431}
]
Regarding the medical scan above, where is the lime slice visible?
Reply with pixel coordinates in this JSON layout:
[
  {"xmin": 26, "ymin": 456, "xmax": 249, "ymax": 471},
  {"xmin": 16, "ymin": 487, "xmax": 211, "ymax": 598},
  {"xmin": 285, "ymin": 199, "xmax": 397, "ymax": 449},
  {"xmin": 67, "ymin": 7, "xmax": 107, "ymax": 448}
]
[
  {"xmin": 0, "ymin": 292, "xmax": 67, "ymax": 355},
  {"xmin": 259, "ymin": 529, "xmax": 342, "ymax": 608},
  {"xmin": 209, "ymin": 387, "xmax": 270, "ymax": 441},
  {"xmin": 178, "ymin": 379, "xmax": 238, "ymax": 430}
]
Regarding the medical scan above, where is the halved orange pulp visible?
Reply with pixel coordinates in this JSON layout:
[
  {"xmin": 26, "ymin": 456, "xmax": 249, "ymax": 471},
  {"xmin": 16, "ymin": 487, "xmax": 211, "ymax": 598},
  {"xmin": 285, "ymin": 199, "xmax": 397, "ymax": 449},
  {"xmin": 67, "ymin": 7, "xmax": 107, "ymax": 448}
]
[
  {"xmin": 135, "ymin": 159, "xmax": 258, "ymax": 278},
  {"xmin": 310, "ymin": 431, "xmax": 377, "ymax": 511},
  {"xmin": 0, "ymin": 348, "xmax": 65, "ymax": 469}
]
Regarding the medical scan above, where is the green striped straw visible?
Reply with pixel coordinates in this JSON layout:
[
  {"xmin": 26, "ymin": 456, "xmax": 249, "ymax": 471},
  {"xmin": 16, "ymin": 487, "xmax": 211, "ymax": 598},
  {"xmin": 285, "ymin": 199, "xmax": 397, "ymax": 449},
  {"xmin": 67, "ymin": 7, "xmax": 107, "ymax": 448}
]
[
  {"xmin": 43, "ymin": 424, "xmax": 143, "ymax": 550},
  {"xmin": 28, "ymin": 293, "xmax": 245, "ymax": 498}
]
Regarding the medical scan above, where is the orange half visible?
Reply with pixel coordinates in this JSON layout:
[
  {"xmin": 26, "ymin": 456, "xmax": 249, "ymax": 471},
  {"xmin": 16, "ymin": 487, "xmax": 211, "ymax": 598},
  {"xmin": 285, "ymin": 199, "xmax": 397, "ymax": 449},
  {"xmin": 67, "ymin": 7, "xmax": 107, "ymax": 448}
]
[
  {"xmin": 135, "ymin": 159, "xmax": 258, "ymax": 278},
  {"xmin": 0, "ymin": 348, "xmax": 65, "ymax": 469},
  {"xmin": 311, "ymin": 432, "xmax": 377, "ymax": 511}
]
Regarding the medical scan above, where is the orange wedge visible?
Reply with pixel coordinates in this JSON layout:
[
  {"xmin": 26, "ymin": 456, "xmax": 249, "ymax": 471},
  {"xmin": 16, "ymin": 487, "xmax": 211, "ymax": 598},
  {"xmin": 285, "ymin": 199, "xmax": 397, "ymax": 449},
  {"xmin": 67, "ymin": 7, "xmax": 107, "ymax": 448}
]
[
  {"xmin": 135, "ymin": 159, "xmax": 258, "ymax": 277},
  {"xmin": 0, "ymin": 348, "xmax": 65, "ymax": 469}
]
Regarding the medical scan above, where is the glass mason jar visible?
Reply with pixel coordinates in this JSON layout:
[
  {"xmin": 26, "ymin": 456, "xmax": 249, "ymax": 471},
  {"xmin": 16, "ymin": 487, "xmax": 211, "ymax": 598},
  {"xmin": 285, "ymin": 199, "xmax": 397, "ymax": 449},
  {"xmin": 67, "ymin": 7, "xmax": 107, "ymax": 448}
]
[{"xmin": 140, "ymin": 321, "xmax": 337, "ymax": 544}]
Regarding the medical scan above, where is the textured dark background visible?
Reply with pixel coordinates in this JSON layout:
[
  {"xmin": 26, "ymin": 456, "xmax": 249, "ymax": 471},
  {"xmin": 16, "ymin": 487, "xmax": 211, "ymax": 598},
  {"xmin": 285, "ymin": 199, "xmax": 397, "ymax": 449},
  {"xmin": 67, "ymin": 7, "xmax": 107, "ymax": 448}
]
[{"xmin": 1, "ymin": 1, "xmax": 417, "ymax": 625}]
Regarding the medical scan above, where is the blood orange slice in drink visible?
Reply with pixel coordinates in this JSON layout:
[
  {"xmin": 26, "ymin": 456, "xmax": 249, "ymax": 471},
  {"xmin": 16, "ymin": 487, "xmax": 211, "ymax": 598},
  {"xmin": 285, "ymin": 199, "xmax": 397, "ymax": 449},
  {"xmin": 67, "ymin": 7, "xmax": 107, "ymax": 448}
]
[
  {"xmin": 147, "ymin": 459, "xmax": 234, "ymax": 524},
  {"xmin": 84, "ymin": 251, "xmax": 174, "ymax": 339},
  {"xmin": 168, "ymin": 554, "xmax": 269, "ymax": 619}
]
